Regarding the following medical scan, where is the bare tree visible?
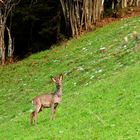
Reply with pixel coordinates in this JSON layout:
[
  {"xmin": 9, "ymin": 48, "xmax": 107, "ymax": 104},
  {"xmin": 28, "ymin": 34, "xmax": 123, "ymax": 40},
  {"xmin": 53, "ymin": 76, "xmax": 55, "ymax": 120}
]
[
  {"xmin": 60, "ymin": 0, "xmax": 103, "ymax": 37},
  {"xmin": 60, "ymin": 0, "xmax": 140, "ymax": 37},
  {"xmin": 0, "ymin": 0, "xmax": 21, "ymax": 65},
  {"xmin": 112, "ymin": 0, "xmax": 140, "ymax": 9}
]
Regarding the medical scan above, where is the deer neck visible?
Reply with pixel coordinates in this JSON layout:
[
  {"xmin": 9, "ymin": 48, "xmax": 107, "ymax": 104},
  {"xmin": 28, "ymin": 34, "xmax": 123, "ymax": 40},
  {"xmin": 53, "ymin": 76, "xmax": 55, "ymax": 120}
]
[{"xmin": 55, "ymin": 84, "xmax": 62, "ymax": 97}]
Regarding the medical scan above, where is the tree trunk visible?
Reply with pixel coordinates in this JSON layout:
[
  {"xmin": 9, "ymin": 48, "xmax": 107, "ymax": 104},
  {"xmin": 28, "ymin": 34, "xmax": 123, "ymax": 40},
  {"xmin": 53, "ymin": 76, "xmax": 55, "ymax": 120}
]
[
  {"xmin": 6, "ymin": 26, "xmax": 14, "ymax": 63},
  {"xmin": 0, "ymin": 24, "xmax": 6, "ymax": 65},
  {"xmin": 60, "ymin": 0, "xmax": 104, "ymax": 36},
  {"xmin": 60, "ymin": 0, "xmax": 140, "ymax": 37}
]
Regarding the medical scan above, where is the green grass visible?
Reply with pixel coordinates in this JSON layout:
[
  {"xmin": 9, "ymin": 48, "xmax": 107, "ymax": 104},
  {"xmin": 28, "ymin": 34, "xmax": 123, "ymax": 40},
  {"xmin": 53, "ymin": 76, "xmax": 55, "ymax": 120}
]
[{"xmin": 0, "ymin": 16, "xmax": 140, "ymax": 139}]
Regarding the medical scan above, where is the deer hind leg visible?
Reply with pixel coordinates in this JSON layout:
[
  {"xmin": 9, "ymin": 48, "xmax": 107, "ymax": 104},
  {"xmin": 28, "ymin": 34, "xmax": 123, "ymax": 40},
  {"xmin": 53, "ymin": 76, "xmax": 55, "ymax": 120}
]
[
  {"xmin": 30, "ymin": 105, "xmax": 41, "ymax": 125},
  {"xmin": 30, "ymin": 111, "xmax": 35, "ymax": 126},
  {"xmin": 34, "ymin": 105, "xmax": 42, "ymax": 125}
]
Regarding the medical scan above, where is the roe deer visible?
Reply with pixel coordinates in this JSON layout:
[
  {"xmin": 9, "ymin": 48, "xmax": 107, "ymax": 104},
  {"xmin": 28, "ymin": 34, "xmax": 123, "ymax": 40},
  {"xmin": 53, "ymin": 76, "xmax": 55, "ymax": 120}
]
[{"xmin": 30, "ymin": 74, "xmax": 63, "ymax": 125}]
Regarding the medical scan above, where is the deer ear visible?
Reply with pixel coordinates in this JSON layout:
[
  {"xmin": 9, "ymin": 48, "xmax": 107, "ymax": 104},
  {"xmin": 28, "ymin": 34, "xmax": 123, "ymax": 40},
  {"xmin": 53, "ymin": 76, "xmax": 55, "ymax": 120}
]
[
  {"xmin": 52, "ymin": 77, "xmax": 56, "ymax": 82},
  {"xmin": 51, "ymin": 76, "xmax": 56, "ymax": 82},
  {"xmin": 59, "ymin": 74, "xmax": 63, "ymax": 80}
]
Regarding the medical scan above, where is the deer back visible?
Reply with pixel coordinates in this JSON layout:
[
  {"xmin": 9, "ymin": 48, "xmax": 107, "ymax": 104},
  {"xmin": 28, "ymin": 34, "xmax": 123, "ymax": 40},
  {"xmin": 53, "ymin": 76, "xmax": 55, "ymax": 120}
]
[
  {"xmin": 32, "ymin": 93, "xmax": 61, "ymax": 108},
  {"xmin": 32, "ymin": 93, "xmax": 53, "ymax": 107}
]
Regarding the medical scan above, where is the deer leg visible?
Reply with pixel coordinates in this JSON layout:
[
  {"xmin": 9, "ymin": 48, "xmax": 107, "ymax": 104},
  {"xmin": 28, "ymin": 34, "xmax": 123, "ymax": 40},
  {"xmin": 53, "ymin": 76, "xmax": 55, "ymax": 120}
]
[
  {"xmin": 30, "ymin": 105, "xmax": 41, "ymax": 125},
  {"xmin": 51, "ymin": 104, "xmax": 55, "ymax": 120},
  {"xmin": 53, "ymin": 108, "xmax": 56, "ymax": 119},
  {"xmin": 51, "ymin": 103, "xmax": 58, "ymax": 120},
  {"xmin": 34, "ymin": 112, "xmax": 37, "ymax": 125},
  {"xmin": 34, "ymin": 105, "xmax": 42, "ymax": 125},
  {"xmin": 53, "ymin": 103, "xmax": 58, "ymax": 119},
  {"xmin": 30, "ymin": 111, "xmax": 35, "ymax": 126}
]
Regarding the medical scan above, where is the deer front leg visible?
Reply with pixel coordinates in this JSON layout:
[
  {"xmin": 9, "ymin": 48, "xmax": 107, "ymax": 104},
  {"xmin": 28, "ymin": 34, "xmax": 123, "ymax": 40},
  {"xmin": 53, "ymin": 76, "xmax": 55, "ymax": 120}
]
[
  {"xmin": 53, "ymin": 103, "xmax": 58, "ymax": 119},
  {"xmin": 51, "ymin": 103, "xmax": 58, "ymax": 120},
  {"xmin": 51, "ymin": 104, "xmax": 55, "ymax": 120}
]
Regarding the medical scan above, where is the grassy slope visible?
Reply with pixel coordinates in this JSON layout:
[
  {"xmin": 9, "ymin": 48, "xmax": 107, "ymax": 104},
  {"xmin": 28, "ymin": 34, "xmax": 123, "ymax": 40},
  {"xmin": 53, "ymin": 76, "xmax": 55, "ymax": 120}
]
[{"xmin": 0, "ymin": 16, "xmax": 140, "ymax": 139}]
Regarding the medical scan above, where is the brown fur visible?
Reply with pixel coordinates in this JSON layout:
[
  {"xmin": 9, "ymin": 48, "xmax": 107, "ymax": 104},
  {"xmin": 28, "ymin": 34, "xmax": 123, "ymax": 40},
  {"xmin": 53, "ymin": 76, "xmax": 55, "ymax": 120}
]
[{"xmin": 30, "ymin": 74, "xmax": 63, "ymax": 125}]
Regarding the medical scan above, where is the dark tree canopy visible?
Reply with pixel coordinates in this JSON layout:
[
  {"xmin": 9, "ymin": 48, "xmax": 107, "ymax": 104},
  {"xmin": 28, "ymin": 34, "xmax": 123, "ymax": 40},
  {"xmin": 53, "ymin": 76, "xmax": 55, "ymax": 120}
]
[{"xmin": 11, "ymin": 0, "xmax": 62, "ymax": 58}]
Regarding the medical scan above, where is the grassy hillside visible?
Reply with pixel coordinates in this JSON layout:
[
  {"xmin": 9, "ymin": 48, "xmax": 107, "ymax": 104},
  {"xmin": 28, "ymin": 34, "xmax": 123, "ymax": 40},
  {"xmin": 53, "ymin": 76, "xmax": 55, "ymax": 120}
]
[{"xmin": 0, "ymin": 16, "xmax": 140, "ymax": 139}]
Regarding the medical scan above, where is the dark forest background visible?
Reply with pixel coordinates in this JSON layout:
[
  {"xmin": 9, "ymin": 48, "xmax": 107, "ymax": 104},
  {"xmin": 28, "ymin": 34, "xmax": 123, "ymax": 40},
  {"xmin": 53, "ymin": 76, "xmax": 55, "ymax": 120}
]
[
  {"xmin": 8, "ymin": 0, "xmax": 119, "ymax": 58},
  {"xmin": 10, "ymin": 0, "xmax": 64, "ymax": 58},
  {"xmin": 0, "ymin": 0, "xmax": 140, "ymax": 62}
]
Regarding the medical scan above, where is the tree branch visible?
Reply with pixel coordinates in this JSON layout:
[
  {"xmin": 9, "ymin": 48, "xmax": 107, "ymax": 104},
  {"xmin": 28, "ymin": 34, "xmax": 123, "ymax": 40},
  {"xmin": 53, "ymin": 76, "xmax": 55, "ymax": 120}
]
[{"xmin": 0, "ymin": 0, "xmax": 4, "ymax": 4}]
